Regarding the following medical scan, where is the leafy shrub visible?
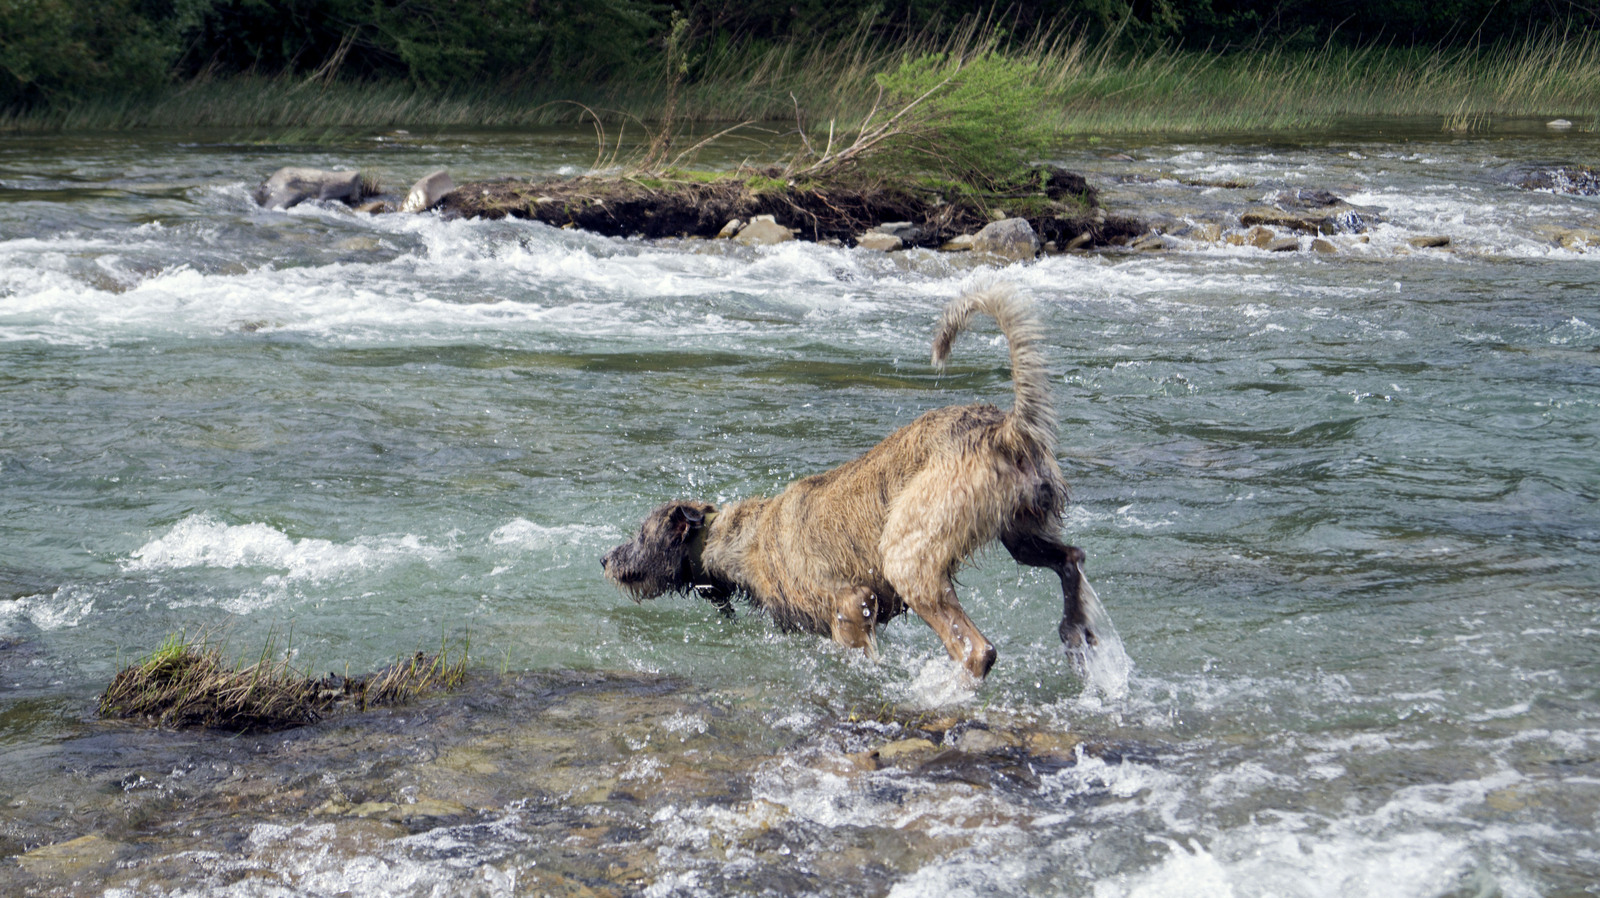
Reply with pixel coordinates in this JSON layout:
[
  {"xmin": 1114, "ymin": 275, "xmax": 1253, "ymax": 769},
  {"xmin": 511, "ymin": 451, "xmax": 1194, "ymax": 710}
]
[{"xmin": 866, "ymin": 50, "xmax": 1054, "ymax": 191}]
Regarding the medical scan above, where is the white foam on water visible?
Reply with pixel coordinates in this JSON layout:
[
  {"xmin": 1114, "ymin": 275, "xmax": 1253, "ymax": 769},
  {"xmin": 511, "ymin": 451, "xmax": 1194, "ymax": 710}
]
[
  {"xmin": 113, "ymin": 810, "xmax": 536, "ymax": 898},
  {"xmin": 123, "ymin": 512, "xmax": 437, "ymax": 583},
  {"xmin": 488, "ymin": 518, "xmax": 617, "ymax": 549},
  {"xmin": 0, "ymin": 584, "xmax": 97, "ymax": 633},
  {"xmin": 897, "ymin": 656, "xmax": 981, "ymax": 709}
]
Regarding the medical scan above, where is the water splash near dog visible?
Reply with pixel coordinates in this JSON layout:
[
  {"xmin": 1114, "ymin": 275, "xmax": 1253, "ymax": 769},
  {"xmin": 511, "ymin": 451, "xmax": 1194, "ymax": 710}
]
[{"xmin": 1069, "ymin": 573, "xmax": 1131, "ymax": 702}]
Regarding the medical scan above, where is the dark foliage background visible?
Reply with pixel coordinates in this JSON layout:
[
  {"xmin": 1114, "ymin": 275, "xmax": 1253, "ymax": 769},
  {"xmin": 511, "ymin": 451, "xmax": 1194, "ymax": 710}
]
[{"xmin": 4, "ymin": 0, "xmax": 1597, "ymax": 110}]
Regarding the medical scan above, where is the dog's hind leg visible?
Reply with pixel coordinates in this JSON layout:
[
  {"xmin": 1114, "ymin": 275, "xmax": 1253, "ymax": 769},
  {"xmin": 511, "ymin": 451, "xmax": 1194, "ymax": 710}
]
[
  {"xmin": 881, "ymin": 559, "xmax": 996, "ymax": 679},
  {"xmin": 1002, "ymin": 531, "xmax": 1097, "ymax": 650}
]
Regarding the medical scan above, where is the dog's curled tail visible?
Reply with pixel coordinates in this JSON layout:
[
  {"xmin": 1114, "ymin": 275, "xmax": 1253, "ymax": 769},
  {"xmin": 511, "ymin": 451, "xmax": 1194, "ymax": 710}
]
[{"xmin": 931, "ymin": 282, "xmax": 1057, "ymax": 454}]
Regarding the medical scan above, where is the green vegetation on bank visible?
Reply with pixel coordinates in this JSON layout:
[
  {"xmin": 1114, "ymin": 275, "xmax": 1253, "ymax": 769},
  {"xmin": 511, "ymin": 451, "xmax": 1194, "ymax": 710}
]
[
  {"xmin": 7, "ymin": 26, "xmax": 1597, "ymax": 137},
  {"xmin": 3, "ymin": 2, "xmax": 1597, "ymax": 136}
]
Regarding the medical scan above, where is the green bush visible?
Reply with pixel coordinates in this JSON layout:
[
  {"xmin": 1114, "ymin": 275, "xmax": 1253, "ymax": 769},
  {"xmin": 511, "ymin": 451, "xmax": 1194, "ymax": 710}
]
[{"xmin": 869, "ymin": 50, "xmax": 1054, "ymax": 191}]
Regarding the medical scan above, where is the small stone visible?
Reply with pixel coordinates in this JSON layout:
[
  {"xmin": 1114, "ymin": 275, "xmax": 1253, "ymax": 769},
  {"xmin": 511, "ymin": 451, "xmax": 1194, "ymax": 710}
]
[
  {"xmin": 940, "ymin": 234, "xmax": 976, "ymax": 252},
  {"xmin": 401, "ymin": 169, "xmax": 454, "ymax": 213},
  {"xmin": 1408, "ymin": 235, "xmax": 1451, "ymax": 248},
  {"xmin": 1311, "ymin": 238, "xmax": 1338, "ymax": 254},
  {"xmin": 874, "ymin": 737, "xmax": 938, "ymax": 762},
  {"xmin": 1248, "ymin": 226, "xmax": 1276, "ymax": 249},
  {"xmin": 1547, "ymin": 119, "xmax": 1573, "ymax": 130},
  {"xmin": 1023, "ymin": 730, "xmax": 1085, "ymax": 761},
  {"xmin": 715, "ymin": 219, "xmax": 742, "ymax": 239},
  {"xmin": 872, "ymin": 221, "xmax": 921, "ymax": 242},
  {"xmin": 1174, "ymin": 222, "xmax": 1222, "ymax": 243},
  {"xmin": 953, "ymin": 728, "xmax": 1014, "ymax": 753},
  {"xmin": 856, "ymin": 232, "xmax": 903, "ymax": 252},
  {"xmin": 1268, "ymin": 237, "xmax": 1301, "ymax": 252},
  {"xmin": 1064, "ymin": 232, "xmax": 1093, "ymax": 251},
  {"xmin": 354, "ymin": 199, "xmax": 394, "ymax": 214},
  {"xmin": 1128, "ymin": 233, "xmax": 1168, "ymax": 252}
]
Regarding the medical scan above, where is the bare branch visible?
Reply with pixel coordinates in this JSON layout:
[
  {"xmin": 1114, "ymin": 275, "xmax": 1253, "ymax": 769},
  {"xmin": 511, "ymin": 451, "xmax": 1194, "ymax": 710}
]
[{"xmin": 669, "ymin": 120, "xmax": 757, "ymax": 171}]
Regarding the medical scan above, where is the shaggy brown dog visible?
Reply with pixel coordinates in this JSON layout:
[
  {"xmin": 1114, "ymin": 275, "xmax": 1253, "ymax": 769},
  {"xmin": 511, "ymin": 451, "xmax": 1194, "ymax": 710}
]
[{"xmin": 601, "ymin": 283, "xmax": 1094, "ymax": 679}]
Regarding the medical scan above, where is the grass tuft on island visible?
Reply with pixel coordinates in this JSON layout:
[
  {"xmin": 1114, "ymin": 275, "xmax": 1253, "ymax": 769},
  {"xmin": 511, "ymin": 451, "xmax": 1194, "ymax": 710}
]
[{"xmin": 99, "ymin": 630, "xmax": 468, "ymax": 732}]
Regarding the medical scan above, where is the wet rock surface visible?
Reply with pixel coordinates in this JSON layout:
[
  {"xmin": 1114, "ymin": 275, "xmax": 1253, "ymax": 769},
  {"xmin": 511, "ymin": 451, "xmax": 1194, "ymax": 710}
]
[
  {"xmin": 253, "ymin": 167, "xmax": 364, "ymax": 210},
  {"xmin": 1517, "ymin": 166, "xmax": 1600, "ymax": 196},
  {"xmin": 1, "ymin": 670, "xmax": 1145, "ymax": 897}
]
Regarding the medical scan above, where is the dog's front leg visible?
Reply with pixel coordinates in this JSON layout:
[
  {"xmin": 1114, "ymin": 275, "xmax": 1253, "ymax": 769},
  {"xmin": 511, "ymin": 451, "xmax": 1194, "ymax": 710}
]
[{"xmin": 828, "ymin": 585, "xmax": 879, "ymax": 659}]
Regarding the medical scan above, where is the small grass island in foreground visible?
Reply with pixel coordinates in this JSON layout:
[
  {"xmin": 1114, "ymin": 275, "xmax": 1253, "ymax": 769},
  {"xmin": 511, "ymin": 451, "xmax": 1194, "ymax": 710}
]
[{"xmin": 99, "ymin": 630, "xmax": 468, "ymax": 731}]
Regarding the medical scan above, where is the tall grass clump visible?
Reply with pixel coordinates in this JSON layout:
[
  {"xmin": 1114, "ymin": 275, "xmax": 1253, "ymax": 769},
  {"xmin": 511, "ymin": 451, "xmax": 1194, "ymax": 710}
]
[{"xmin": 99, "ymin": 628, "xmax": 468, "ymax": 731}]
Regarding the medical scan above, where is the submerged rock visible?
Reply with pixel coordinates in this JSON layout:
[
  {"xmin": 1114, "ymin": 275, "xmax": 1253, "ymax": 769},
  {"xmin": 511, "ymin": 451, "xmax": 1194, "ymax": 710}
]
[
  {"xmin": 1537, "ymin": 226, "xmax": 1600, "ymax": 250},
  {"xmin": 1408, "ymin": 235, "xmax": 1452, "ymax": 248},
  {"xmin": 1518, "ymin": 166, "xmax": 1600, "ymax": 196},
  {"xmin": 1238, "ymin": 189, "xmax": 1379, "ymax": 235},
  {"xmin": 254, "ymin": 167, "xmax": 363, "ymax": 210}
]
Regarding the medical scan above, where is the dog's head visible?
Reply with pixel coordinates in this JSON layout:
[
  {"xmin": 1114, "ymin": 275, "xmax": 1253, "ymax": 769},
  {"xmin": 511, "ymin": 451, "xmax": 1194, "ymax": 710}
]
[{"xmin": 601, "ymin": 500, "xmax": 717, "ymax": 600}]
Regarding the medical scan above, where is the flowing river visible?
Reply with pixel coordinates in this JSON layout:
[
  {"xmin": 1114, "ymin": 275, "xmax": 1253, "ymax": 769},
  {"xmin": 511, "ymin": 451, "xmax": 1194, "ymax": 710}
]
[{"xmin": 1, "ymin": 121, "xmax": 1597, "ymax": 897}]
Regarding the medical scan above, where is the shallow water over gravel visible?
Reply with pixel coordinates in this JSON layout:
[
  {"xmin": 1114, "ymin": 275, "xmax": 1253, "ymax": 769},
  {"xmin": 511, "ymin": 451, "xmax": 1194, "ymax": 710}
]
[{"xmin": 2, "ymin": 122, "xmax": 1598, "ymax": 897}]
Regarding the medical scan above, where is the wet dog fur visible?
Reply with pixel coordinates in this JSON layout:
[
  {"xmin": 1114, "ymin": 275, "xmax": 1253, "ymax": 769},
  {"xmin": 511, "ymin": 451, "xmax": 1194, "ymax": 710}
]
[{"xmin": 601, "ymin": 283, "xmax": 1094, "ymax": 679}]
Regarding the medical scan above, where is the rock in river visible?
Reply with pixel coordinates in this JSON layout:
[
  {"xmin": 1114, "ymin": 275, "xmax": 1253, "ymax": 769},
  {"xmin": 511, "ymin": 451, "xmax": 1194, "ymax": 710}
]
[
  {"xmin": 735, "ymin": 215, "xmax": 796, "ymax": 246},
  {"xmin": 401, "ymin": 169, "xmax": 454, "ymax": 213},
  {"xmin": 972, "ymin": 217, "xmax": 1041, "ymax": 261},
  {"xmin": 254, "ymin": 167, "xmax": 363, "ymax": 210}
]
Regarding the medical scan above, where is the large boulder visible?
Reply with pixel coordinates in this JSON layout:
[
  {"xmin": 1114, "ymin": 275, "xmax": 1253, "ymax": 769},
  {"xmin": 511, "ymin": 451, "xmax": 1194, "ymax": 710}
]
[
  {"xmin": 972, "ymin": 217, "xmax": 1040, "ymax": 261},
  {"xmin": 734, "ymin": 215, "xmax": 796, "ymax": 246},
  {"xmin": 401, "ymin": 169, "xmax": 454, "ymax": 213},
  {"xmin": 254, "ymin": 167, "xmax": 363, "ymax": 210}
]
